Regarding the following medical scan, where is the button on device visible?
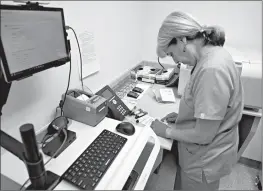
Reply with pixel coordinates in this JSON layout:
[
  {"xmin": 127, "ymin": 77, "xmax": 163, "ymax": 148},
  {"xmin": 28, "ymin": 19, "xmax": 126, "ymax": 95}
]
[
  {"xmin": 72, "ymin": 178, "xmax": 77, "ymax": 184},
  {"xmin": 77, "ymin": 179, "xmax": 83, "ymax": 186},
  {"xmin": 112, "ymin": 100, "xmax": 117, "ymax": 105},
  {"xmin": 67, "ymin": 175, "xmax": 73, "ymax": 181}
]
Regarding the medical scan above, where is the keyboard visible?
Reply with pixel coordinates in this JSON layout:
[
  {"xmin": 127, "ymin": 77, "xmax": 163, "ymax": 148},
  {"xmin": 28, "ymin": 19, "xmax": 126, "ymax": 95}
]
[{"xmin": 61, "ymin": 129, "xmax": 127, "ymax": 190}]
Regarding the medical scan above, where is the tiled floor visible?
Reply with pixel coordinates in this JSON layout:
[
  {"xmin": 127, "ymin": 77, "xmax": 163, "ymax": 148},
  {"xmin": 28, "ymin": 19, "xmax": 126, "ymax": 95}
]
[
  {"xmin": 145, "ymin": 152, "xmax": 260, "ymax": 190},
  {"xmin": 220, "ymin": 163, "xmax": 259, "ymax": 190}
]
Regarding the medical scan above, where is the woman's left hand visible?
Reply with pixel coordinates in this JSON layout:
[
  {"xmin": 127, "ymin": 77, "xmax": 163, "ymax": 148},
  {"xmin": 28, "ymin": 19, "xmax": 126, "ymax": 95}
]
[{"xmin": 150, "ymin": 119, "xmax": 169, "ymax": 138}]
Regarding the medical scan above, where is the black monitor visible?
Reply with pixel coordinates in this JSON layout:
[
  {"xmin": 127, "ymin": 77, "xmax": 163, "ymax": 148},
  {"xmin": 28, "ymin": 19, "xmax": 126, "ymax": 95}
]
[{"xmin": 0, "ymin": 4, "xmax": 70, "ymax": 83}]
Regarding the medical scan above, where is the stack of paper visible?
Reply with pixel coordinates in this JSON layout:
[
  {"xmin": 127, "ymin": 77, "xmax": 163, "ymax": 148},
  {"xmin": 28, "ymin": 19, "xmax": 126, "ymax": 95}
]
[{"xmin": 159, "ymin": 88, "xmax": 176, "ymax": 103}]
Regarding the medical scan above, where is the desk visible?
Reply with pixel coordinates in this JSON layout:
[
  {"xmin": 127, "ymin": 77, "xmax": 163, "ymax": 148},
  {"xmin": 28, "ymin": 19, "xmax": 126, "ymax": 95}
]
[
  {"xmin": 127, "ymin": 83, "xmax": 180, "ymax": 150},
  {"xmin": 1, "ymin": 118, "xmax": 161, "ymax": 190}
]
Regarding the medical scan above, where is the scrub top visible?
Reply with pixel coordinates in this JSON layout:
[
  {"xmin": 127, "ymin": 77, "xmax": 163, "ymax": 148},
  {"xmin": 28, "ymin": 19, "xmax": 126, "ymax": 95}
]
[{"xmin": 175, "ymin": 46, "xmax": 244, "ymax": 183}]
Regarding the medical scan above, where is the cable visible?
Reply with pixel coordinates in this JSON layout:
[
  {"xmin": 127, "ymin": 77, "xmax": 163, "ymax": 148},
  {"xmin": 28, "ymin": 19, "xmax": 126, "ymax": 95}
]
[
  {"xmin": 39, "ymin": 134, "xmax": 53, "ymax": 145},
  {"xmin": 43, "ymin": 129, "xmax": 67, "ymax": 166},
  {"xmin": 66, "ymin": 26, "xmax": 94, "ymax": 95},
  {"xmin": 83, "ymin": 85, "xmax": 94, "ymax": 96},
  {"xmin": 60, "ymin": 53, "xmax": 72, "ymax": 116},
  {"xmin": 157, "ymin": 57, "xmax": 165, "ymax": 69},
  {"xmin": 19, "ymin": 178, "xmax": 30, "ymax": 191},
  {"xmin": 67, "ymin": 26, "xmax": 84, "ymax": 90},
  {"xmin": 20, "ymin": 129, "xmax": 68, "ymax": 190}
]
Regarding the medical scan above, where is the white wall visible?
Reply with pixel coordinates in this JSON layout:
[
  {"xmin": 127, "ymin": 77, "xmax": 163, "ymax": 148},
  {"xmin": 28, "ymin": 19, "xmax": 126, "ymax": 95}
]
[
  {"xmin": 1, "ymin": 1, "xmax": 143, "ymax": 143},
  {"xmin": 140, "ymin": 1, "xmax": 262, "ymax": 64}
]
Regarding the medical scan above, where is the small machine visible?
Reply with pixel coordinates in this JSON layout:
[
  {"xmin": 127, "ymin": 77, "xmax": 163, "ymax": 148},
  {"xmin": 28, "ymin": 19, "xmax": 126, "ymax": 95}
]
[
  {"xmin": 155, "ymin": 68, "xmax": 175, "ymax": 85},
  {"xmin": 62, "ymin": 89, "xmax": 108, "ymax": 127},
  {"xmin": 131, "ymin": 65, "xmax": 162, "ymax": 83}
]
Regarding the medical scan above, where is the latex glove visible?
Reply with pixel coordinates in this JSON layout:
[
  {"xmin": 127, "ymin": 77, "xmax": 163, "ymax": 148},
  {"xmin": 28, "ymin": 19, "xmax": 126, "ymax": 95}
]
[
  {"xmin": 150, "ymin": 119, "xmax": 169, "ymax": 138},
  {"xmin": 161, "ymin": 112, "xmax": 178, "ymax": 123}
]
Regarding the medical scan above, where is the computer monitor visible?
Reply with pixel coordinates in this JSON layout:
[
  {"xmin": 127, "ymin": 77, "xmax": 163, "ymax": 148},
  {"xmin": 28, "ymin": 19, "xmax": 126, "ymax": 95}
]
[{"xmin": 0, "ymin": 4, "xmax": 70, "ymax": 83}]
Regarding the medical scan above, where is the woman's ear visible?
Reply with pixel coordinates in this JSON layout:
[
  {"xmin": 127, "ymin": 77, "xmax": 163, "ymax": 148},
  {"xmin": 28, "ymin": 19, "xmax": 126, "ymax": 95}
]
[
  {"xmin": 181, "ymin": 37, "xmax": 187, "ymax": 44},
  {"xmin": 180, "ymin": 37, "xmax": 187, "ymax": 52}
]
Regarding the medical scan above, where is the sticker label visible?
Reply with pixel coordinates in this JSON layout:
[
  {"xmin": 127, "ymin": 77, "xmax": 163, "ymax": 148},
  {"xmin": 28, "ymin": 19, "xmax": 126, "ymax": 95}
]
[{"xmin": 86, "ymin": 107, "xmax": 91, "ymax": 112}]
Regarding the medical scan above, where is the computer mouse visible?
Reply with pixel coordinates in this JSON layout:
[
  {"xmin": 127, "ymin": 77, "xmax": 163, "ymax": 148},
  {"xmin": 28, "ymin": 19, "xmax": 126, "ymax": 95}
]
[{"xmin": 116, "ymin": 122, "xmax": 135, "ymax": 136}]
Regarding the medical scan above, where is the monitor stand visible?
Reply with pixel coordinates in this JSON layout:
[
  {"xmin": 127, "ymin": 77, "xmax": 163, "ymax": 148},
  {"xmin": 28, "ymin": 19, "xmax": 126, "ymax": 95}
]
[
  {"xmin": 0, "ymin": 70, "xmax": 61, "ymax": 190},
  {"xmin": 26, "ymin": 171, "xmax": 60, "ymax": 190}
]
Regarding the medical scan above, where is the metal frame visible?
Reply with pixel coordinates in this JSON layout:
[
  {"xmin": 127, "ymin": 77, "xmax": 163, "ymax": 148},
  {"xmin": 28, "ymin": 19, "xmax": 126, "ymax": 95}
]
[{"xmin": 237, "ymin": 116, "xmax": 261, "ymax": 162}]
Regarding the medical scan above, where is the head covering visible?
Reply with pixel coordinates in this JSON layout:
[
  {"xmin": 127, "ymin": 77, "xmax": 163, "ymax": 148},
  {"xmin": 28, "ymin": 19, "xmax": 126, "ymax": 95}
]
[{"xmin": 157, "ymin": 11, "xmax": 204, "ymax": 58}]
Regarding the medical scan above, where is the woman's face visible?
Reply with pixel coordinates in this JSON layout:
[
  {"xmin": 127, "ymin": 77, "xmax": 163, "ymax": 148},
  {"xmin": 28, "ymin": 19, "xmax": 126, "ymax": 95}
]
[{"xmin": 166, "ymin": 38, "xmax": 196, "ymax": 66}]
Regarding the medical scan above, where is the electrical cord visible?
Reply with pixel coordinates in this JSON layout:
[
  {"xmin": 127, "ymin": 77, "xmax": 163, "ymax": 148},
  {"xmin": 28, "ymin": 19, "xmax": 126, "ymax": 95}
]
[
  {"xmin": 43, "ymin": 129, "xmax": 68, "ymax": 165},
  {"xmin": 66, "ymin": 26, "xmax": 93, "ymax": 95},
  {"xmin": 38, "ymin": 134, "xmax": 53, "ymax": 145},
  {"xmin": 60, "ymin": 53, "xmax": 72, "ymax": 116},
  {"xmin": 67, "ymin": 26, "xmax": 84, "ymax": 90},
  {"xmin": 20, "ymin": 129, "xmax": 68, "ymax": 190},
  {"xmin": 157, "ymin": 57, "xmax": 165, "ymax": 69}
]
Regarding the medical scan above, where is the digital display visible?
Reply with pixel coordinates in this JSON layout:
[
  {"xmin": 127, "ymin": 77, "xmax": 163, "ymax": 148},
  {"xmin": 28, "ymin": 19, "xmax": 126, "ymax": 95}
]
[
  {"xmin": 0, "ymin": 8, "xmax": 68, "ymax": 80},
  {"xmin": 102, "ymin": 89, "xmax": 113, "ymax": 99}
]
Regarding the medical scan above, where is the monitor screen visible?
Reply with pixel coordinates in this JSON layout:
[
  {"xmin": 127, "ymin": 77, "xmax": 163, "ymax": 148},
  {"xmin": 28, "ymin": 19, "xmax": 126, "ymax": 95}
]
[{"xmin": 0, "ymin": 5, "xmax": 70, "ymax": 82}]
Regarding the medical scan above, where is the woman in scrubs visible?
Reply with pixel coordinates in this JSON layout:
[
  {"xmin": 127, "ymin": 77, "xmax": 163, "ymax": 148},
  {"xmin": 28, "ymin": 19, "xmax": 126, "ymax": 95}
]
[{"xmin": 151, "ymin": 11, "xmax": 244, "ymax": 190}]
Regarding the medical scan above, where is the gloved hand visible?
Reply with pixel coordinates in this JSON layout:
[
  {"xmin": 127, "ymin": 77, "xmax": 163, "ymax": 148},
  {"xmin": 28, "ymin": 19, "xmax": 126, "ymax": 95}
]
[
  {"xmin": 150, "ymin": 119, "xmax": 169, "ymax": 138},
  {"xmin": 161, "ymin": 112, "xmax": 178, "ymax": 123}
]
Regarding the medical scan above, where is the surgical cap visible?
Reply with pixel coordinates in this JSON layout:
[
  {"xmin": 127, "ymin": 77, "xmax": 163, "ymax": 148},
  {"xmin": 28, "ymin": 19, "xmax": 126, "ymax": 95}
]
[{"xmin": 157, "ymin": 11, "xmax": 204, "ymax": 58}]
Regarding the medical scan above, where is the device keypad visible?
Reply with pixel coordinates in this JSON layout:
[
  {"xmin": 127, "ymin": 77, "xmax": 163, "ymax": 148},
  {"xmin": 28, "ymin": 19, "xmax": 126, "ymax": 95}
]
[{"xmin": 117, "ymin": 105, "xmax": 126, "ymax": 115}]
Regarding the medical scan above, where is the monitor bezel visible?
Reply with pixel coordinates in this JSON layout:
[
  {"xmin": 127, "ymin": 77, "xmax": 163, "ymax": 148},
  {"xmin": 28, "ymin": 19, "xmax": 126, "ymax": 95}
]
[{"xmin": 0, "ymin": 4, "xmax": 70, "ymax": 83}]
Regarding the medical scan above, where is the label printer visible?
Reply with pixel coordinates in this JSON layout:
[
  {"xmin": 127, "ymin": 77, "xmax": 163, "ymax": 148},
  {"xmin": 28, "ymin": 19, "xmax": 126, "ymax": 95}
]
[{"xmin": 62, "ymin": 89, "xmax": 108, "ymax": 127}]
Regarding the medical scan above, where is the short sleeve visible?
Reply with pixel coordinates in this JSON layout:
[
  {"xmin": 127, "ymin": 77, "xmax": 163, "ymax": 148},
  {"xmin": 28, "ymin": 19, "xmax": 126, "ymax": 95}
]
[{"xmin": 193, "ymin": 67, "xmax": 231, "ymax": 120}]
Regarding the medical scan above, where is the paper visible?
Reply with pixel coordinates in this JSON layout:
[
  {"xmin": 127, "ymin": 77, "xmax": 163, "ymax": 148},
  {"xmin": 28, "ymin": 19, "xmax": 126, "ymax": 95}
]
[
  {"xmin": 121, "ymin": 99, "xmax": 137, "ymax": 111},
  {"xmin": 76, "ymin": 94, "xmax": 89, "ymax": 102},
  {"xmin": 79, "ymin": 31, "xmax": 100, "ymax": 78},
  {"xmin": 159, "ymin": 88, "xmax": 176, "ymax": 103},
  {"xmin": 137, "ymin": 115, "xmax": 155, "ymax": 127}
]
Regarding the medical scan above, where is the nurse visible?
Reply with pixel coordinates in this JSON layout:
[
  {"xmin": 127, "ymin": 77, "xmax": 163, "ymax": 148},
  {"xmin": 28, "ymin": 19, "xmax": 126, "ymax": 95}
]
[{"xmin": 150, "ymin": 11, "xmax": 244, "ymax": 190}]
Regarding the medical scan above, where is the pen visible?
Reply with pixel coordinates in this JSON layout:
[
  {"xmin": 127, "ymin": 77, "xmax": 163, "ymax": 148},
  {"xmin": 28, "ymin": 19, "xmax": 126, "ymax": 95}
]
[{"xmin": 136, "ymin": 113, "xmax": 149, "ymax": 123}]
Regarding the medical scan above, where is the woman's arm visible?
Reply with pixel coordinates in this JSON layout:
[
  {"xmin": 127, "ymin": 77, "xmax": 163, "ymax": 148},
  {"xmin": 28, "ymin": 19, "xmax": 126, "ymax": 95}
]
[
  {"xmin": 166, "ymin": 118, "xmax": 221, "ymax": 144},
  {"xmin": 151, "ymin": 62, "xmax": 232, "ymax": 144}
]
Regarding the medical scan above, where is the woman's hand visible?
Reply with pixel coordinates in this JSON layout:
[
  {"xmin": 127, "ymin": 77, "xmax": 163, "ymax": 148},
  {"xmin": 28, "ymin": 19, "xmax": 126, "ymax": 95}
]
[
  {"xmin": 161, "ymin": 112, "xmax": 178, "ymax": 123},
  {"xmin": 150, "ymin": 119, "xmax": 169, "ymax": 138}
]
